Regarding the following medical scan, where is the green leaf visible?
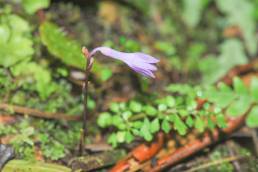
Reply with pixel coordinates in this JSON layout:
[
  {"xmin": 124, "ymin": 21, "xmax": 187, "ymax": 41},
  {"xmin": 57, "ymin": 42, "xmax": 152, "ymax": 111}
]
[
  {"xmin": 216, "ymin": 0, "xmax": 257, "ymax": 55},
  {"xmin": 110, "ymin": 103, "xmax": 120, "ymax": 113},
  {"xmin": 194, "ymin": 117, "xmax": 205, "ymax": 132},
  {"xmin": 201, "ymin": 39, "xmax": 248, "ymax": 84},
  {"xmin": 174, "ymin": 115, "xmax": 187, "ymax": 135},
  {"xmin": 179, "ymin": 109, "xmax": 188, "ymax": 117},
  {"xmin": 168, "ymin": 114, "xmax": 175, "ymax": 122},
  {"xmin": 132, "ymin": 121, "xmax": 143, "ymax": 129},
  {"xmin": 150, "ymin": 118, "xmax": 160, "ymax": 133},
  {"xmin": 246, "ymin": 105, "xmax": 258, "ymax": 127},
  {"xmin": 119, "ymin": 103, "xmax": 126, "ymax": 110},
  {"xmin": 144, "ymin": 105, "xmax": 157, "ymax": 116},
  {"xmin": 92, "ymin": 63, "xmax": 113, "ymax": 82},
  {"xmin": 22, "ymin": 0, "xmax": 50, "ymax": 14},
  {"xmin": 116, "ymin": 131, "xmax": 126, "ymax": 143},
  {"xmin": 161, "ymin": 119, "xmax": 171, "ymax": 134},
  {"xmin": 11, "ymin": 62, "xmax": 56, "ymax": 100},
  {"xmin": 97, "ymin": 112, "xmax": 112, "ymax": 128},
  {"xmin": 143, "ymin": 118, "xmax": 151, "ymax": 128},
  {"xmin": 40, "ymin": 22, "xmax": 85, "ymax": 69},
  {"xmin": 216, "ymin": 113, "xmax": 227, "ymax": 128},
  {"xmin": 129, "ymin": 101, "xmax": 142, "ymax": 113},
  {"xmin": 112, "ymin": 115, "xmax": 124, "ymax": 129},
  {"xmin": 132, "ymin": 129, "xmax": 140, "ymax": 136},
  {"xmin": 186, "ymin": 99, "xmax": 197, "ymax": 111},
  {"xmin": 42, "ymin": 142, "xmax": 65, "ymax": 160},
  {"xmin": 218, "ymin": 82, "xmax": 231, "ymax": 92},
  {"xmin": 108, "ymin": 133, "xmax": 118, "ymax": 147},
  {"xmin": 2, "ymin": 160, "xmax": 71, "ymax": 172},
  {"xmin": 226, "ymin": 96, "xmax": 252, "ymax": 117},
  {"xmin": 0, "ymin": 14, "xmax": 33, "ymax": 67},
  {"xmin": 186, "ymin": 116, "xmax": 194, "ymax": 127},
  {"xmin": 199, "ymin": 56, "xmax": 221, "ymax": 84},
  {"xmin": 125, "ymin": 131, "xmax": 134, "ymax": 143},
  {"xmin": 154, "ymin": 41, "xmax": 176, "ymax": 56},
  {"xmin": 219, "ymin": 39, "xmax": 248, "ymax": 69},
  {"xmin": 140, "ymin": 118, "xmax": 152, "ymax": 141},
  {"xmin": 233, "ymin": 77, "xmax": 248, "ymax": 95},
  {"xmin": 122, "ymin": 111, "xmax": 132, "ymax": 121},
  {"xmin": 87, "ymin": 97, "xmax": 96, "ymax": 110},
  {"xmin": 183, "ymin": 0, "xmax": 209, "ymax": 28},
  {"xmin": 165, "ymin": 96, "xmax": 176, "ymax": 107},
  {"xmin": 187, "ymin": 42, "xmax": 207, "ymax": 62},
  {"xmin": 158, "ymin": 104, "xmax": 167, "ymax": 112},
  {"xmin": 166, "ymin": 84, "xmax": 193, "ymax": 95},
  {"xmin": 99, "ymin": 68, "xmax": 113, "ymax": 81},
  {"xmin": 129, "ymin": 0, "xmax": 150, "ymax": 15},
  {"xmin": 0, "ymin": 25, "xmax": 10, "ymax": 43},
  {"xmin": 207, "ymin": 116, "xmax": 215, "ymax": 130},
  {"xmin": 39, "ymin": 22, "xmax": 112, "ymax": 82},
  {"xmin": 250, "ymin": 77, "xmax": 258, "ymax": 101},
  {"xmin": 203, "ymin": 88, "xmax": 236, "ymax": 108}
]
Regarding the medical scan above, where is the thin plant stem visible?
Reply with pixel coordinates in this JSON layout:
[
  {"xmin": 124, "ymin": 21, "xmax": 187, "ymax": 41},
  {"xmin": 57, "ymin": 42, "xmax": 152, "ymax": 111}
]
[{"xmin": 79, "ymin": 47, "xmax": 92, "ymax": 155}]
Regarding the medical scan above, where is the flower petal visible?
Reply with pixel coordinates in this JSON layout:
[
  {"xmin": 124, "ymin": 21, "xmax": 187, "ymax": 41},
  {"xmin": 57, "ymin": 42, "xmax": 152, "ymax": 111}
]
[
  {"xmin": 90, "ymin": 46, "xmax": 159, "ymax": 78},
  {"xmin": 90, "ymin": 47, "xmax": 121, "ymax": 60},
  {"xmin": 132, "ymin": 53, "xmax": 159, "ymax": 63},
  {"xmin": 125, "ymin": 60, "xmax": 157, "ymax": 71},
  {"xmin": 130, "ymin": 65, "xmax": 155, "ymax": 78},
  {"xmin": 90, "ymin": 47, "xmax": 159, "ymax": 64}
]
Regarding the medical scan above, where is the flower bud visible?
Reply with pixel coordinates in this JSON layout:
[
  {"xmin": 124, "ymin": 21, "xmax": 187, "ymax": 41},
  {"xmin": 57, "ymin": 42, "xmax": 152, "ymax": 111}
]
[{"xmin": 82, "ymin": 46, "xmax": 89, "ymax": 59}]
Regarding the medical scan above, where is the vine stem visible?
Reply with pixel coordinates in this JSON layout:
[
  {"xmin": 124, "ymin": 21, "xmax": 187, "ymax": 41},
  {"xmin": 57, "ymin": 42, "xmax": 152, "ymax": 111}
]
[{"xmin": 79, "ymin": 47, "xmax": 93, "ymax": 155}]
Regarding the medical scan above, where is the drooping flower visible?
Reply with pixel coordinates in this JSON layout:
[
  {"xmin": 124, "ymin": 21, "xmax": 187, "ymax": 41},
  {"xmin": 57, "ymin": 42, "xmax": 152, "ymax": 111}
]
[{"xmin": 89, "ymin": 47, "xmax": 159, "ymax": 78}]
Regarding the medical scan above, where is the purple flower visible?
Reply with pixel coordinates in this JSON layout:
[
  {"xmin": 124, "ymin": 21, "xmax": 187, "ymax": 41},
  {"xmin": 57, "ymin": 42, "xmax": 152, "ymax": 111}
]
[{"xmin": 89, "ymin": 47, "xmax": 159, "ymax": 78}]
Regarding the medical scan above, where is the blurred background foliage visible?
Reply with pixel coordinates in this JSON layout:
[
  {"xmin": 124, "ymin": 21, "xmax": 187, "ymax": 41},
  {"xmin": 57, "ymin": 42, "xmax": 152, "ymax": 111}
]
[{"xmin": 0, "ymin": 0, "xmax": 258, "ymax": 165}]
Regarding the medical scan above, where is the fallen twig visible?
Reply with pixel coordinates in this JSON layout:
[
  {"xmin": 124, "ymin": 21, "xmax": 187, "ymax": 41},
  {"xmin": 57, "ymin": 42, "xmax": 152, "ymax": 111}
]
[
  {"xmin": 183, "ymin": 155, "xmax": 247, "ymax": 172},
  {"xmin": 227, "ymin": 141, "xmax": 242, "ymax": 172},
  {"xmin": 0, "ymin": 103, "xmax": 81, "ymax": 121},
  {"xmin": 218, "ymin": 58, "xmax": 258, "ymax": 85},
  {"xmin": 148, "ymin": 111, "xmax": 251, "ymax": 172},
  {"xmin": 110, "ymin": 133, "xmax": 164, "ymax": 172},
  {"xmin": 0, "ymin": 115, "xmax": 16, "ymax": 124}
]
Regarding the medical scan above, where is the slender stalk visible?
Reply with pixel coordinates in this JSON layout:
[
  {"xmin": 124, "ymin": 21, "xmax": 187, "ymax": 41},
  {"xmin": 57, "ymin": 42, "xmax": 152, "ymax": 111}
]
[
  {"xmin": 79, "ymin": 47, "xmax": 92, "ymax": 155},
  {"xmin": 0, "ymin": 103, "xmax": 80, "ymax": 121}
]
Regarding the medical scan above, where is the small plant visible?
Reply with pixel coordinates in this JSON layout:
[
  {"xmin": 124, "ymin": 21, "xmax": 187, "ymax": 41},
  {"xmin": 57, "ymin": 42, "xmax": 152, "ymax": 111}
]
[
  {"xmin": 97, "ymin": 77, "xmax": 258, "ymax": 147},
  {"xmin": 79, "ymin": 46, "xmax": 159, "ymax": 154}
]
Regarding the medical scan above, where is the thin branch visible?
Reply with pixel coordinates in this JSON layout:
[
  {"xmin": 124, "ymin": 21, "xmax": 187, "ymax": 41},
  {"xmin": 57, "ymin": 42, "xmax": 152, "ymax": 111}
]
[
  {"xmin": 0, "ymin": 103, "xmax": 81, "ymax": 121},
  {"xmin": 184, "ymin": 155, "xmax": 247, "ymax": 172}
]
